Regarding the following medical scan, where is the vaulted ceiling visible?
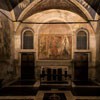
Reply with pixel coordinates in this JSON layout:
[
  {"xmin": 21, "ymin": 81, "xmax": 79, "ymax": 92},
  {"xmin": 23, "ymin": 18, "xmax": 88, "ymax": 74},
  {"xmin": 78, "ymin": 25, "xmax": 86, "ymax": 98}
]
[
  {"xmin": 19, "ymin": 0, "xmax": 89, "ymax": 21},
  {"xmin": 0, "ymin": 0, "xmax": 100, "ymax": 20},
  {"xmin": 0, "ymin": 0, "xmax": 99, "ymax": 12}
]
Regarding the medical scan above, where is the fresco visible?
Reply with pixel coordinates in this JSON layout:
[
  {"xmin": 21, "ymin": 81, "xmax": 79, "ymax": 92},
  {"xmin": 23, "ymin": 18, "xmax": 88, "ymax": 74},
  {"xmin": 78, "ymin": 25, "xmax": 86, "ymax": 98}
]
[{"xmin": 38, "ymin": 34, "xmax": 72, "ymax": 60}]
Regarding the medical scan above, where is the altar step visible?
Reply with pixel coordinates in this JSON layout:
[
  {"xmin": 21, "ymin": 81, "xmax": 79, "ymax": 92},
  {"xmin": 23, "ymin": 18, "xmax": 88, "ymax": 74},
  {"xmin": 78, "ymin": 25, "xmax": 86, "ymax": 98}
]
[
  {"xmin": 40, "ymin": 83, "xmax": 71, "ymax": 90},
  {"xmin": 72, "ymin": 80, "xmax": 100, "ymax": 96},
  {"xmin": 40, "ymin": 81, "xmax": 68, "ymax": 84},
  {"xmin": 0, "ymin": 80, "xmax": 39, "ymax": 96},
  {"xmin": 0, "ymin": 87, "xmax": 38, "ymax": 96}
]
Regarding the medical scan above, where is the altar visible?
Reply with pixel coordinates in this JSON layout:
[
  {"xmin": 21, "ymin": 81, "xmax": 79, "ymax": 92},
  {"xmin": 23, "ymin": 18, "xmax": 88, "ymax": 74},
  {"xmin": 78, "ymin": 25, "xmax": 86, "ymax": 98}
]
[{"xmin": 40, "ymin": 66, "xmax": 69, "ymax": 84}]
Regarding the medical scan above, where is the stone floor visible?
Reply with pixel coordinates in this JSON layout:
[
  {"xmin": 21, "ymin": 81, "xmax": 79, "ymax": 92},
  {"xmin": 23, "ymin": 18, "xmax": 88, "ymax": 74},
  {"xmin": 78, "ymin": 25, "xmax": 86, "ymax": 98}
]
[
  {"xmin": 36, "ymin": 90, "xmax": 100, "ymax": 100},
  {"xmin": 0, "ymin": 81, "xmax": 100, "ymax": 100},
  {"xmin": 0, "ymin": 90, "xmax": 100, "ymax": 100}
]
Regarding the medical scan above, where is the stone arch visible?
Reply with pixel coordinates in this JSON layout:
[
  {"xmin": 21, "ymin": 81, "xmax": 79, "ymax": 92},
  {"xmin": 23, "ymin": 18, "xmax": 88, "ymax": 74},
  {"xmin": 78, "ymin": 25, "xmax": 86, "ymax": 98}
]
[
  {"xmin": 36, "ymin": 18, "xmax": 73, "ymax": 60},
  {"xmin": 36, "ymin": 17, "xmax": 73, "ymax": 35},
  {"xmin": 18, "ymin": 0, "xmax": 93, "ymax": 21}
]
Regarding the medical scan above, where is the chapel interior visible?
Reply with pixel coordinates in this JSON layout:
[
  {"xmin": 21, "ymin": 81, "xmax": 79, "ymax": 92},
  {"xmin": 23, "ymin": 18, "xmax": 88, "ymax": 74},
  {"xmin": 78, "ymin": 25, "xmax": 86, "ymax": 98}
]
[{"xmin": 0, "ymin": 0, "xmax": 100, "ymax": 100}]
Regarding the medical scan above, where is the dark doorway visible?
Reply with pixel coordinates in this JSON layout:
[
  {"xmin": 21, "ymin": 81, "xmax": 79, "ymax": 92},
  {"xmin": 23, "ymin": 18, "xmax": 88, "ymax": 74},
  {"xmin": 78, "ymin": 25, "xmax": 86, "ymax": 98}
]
[
  {"xmin": 21, "ymin": 53, "xmax": 35, "ymax": 80},
  {"xmin": 74, "ymin": 53, "xmax": 88, "ymax": 81}
]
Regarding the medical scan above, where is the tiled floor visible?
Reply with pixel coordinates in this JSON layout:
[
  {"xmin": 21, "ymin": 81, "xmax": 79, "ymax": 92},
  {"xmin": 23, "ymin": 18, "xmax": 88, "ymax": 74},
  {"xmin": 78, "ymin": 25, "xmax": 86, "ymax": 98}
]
[
  {"xmin": 0, "ymin": 81, "xmax": 100, "ymax": 100},
  {"xmin": 0, "ymin": 91, "xmax": 99, "ymax": 100},
  {"xmin": 36, "ymin": 90, "xmax": 100, "ymax": 100},
  {"xmin": 0, "ymin": 90, "xmax": 100, "ymax": 100}
]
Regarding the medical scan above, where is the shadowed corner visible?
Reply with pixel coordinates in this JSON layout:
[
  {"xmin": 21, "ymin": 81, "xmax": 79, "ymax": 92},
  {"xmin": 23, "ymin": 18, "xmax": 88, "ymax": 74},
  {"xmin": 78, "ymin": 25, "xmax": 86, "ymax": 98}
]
[
  {"xmin": 0, "ymin": 0, "xmax": 24, "ymax": 11},
  {"xmin": 85, "ymin": 0, "xmax": 100, "ymax": 15}
]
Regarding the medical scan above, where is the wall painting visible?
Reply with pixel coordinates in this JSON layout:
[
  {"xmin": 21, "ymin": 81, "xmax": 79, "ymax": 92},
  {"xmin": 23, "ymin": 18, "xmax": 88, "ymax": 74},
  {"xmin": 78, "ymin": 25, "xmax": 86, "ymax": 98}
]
[{"xmin": 38, "ymin": 34, "xmax": 72, "ymax": 60}]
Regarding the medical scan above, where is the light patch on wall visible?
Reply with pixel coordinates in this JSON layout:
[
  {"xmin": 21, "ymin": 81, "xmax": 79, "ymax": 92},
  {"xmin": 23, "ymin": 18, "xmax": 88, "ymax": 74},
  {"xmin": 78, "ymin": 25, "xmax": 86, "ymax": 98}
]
[{"xmin": 15, "ymin": 35, "xmax": 20, "ymax": 49}]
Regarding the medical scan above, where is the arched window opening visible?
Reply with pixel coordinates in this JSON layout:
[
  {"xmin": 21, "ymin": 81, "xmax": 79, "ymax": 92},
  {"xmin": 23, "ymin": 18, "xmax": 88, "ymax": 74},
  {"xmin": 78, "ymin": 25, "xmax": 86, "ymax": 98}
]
[
  {"xmin": 23, "ymin": 31, "xmax": 33, "ymax": 49},
  {"xmin": 77, "ymin": 31, "xmax": 87, "ymax": 49}
]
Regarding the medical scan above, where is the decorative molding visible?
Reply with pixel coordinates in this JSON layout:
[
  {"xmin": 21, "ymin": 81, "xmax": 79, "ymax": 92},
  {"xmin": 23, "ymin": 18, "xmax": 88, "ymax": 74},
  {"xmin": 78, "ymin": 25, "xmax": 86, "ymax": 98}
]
[{"xmin": 36, "ymin": 60, "xmax": 72, "ymax": 66}]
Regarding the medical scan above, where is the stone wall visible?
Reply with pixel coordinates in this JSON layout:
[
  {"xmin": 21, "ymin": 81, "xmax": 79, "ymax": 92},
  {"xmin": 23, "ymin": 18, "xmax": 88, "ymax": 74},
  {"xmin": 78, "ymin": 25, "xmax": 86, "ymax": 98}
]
[
  {"xmin": 14, "ymin": 9, "xmax": 96, "ymax": 80},
  {"xmin": 0, "ymin": 12, "xmax": 14, "ymax": 85},
  {"xmin": 96, "ymin": 20, "xmax": 100, "ymax": 82}
]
